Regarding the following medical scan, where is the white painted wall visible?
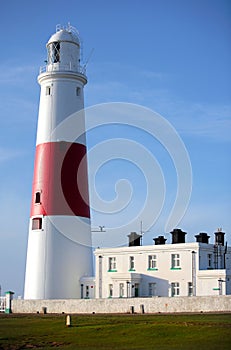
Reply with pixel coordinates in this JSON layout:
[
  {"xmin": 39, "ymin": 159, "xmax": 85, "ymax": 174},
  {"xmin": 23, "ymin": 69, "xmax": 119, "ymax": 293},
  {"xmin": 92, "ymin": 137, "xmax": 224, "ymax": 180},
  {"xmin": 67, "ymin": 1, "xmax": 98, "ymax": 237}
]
[
  {"xmin": 12, "ymin": 296, "xmax": 231, "ymax": 314},
  {"xmin": 24, "ymin": 217, "xmax": 93, "ymax": 299},
  {"xmin": 94, "ymin": 243, "xmax": 231, "ymax": 299}
]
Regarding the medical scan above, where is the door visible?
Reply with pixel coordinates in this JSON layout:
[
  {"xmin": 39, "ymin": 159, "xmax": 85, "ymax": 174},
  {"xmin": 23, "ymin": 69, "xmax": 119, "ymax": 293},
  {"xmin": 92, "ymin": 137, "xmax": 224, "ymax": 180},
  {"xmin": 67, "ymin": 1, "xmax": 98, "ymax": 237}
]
[{"xmin": 134, "ymin": 283, "xmax": 139, "ymax": 297}]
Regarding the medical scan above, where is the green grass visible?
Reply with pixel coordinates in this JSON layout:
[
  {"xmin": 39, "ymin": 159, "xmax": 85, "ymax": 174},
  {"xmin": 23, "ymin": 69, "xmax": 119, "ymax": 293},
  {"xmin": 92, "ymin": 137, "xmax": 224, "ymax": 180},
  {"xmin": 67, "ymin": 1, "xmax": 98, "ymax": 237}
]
[{"xmin": 0, "ymin": 313, "xmax": 231, "ymax": 350}]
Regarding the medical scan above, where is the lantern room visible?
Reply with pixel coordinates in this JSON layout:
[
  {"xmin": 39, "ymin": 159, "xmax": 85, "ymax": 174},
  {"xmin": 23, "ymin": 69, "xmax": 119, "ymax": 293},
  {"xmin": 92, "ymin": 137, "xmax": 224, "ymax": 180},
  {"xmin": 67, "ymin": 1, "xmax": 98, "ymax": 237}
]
[{"xmin": 46, "ymin": 24, "xmax": 83, "ymax": 73}]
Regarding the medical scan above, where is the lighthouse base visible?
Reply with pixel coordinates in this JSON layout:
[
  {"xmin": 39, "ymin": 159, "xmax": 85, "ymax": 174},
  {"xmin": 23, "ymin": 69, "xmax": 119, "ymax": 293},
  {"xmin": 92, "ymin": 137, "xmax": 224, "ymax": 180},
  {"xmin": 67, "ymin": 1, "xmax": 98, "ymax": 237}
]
[{"xmin": 24, "ymin": 216, "xmax": 93, "ymax": 299}]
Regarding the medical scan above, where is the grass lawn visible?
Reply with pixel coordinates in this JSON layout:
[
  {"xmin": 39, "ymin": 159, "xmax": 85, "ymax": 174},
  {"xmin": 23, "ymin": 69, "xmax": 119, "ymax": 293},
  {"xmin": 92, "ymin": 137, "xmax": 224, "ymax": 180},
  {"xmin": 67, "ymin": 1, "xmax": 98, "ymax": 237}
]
[{"xmin": 0, "ymin": 313, "xmax": 231, "ymax": 350}]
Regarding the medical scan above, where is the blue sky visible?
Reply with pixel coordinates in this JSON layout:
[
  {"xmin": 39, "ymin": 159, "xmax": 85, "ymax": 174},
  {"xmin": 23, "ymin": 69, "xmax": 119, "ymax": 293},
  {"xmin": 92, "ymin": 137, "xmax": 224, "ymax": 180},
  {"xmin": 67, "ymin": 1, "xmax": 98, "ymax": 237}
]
[{"xmin": 0, "ymin": 0, "xmax": 230, "ymax": 296}]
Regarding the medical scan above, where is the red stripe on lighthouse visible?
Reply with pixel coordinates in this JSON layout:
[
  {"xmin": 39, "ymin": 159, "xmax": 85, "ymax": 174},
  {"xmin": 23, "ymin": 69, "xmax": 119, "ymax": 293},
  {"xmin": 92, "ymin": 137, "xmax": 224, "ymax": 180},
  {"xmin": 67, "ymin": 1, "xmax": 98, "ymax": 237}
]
[{"xmin": 30, "ymin": 142, "xmax": 90, "ymax": 218}]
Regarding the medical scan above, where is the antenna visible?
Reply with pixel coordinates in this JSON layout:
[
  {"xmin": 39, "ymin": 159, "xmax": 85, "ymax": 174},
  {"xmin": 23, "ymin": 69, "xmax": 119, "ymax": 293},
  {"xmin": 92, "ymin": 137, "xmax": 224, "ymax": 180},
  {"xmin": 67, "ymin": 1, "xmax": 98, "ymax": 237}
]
[
  {"xmin": 83, "ymin": 48, "xmax": 95, "ymax": 70},
  {"xmin": 139, "ymin": 220, "xmax": 151, "ymax": 245},
  {"xmin": 91, "ymin": 225, "xmax": 106, "ymax": 233},
  {"xmin": 140, "ymin": 221, "xmax": 144, "ymax": 245},
  {"xmin": 140, "ymin": 220, "xmax": 145, "ymax": 236}
]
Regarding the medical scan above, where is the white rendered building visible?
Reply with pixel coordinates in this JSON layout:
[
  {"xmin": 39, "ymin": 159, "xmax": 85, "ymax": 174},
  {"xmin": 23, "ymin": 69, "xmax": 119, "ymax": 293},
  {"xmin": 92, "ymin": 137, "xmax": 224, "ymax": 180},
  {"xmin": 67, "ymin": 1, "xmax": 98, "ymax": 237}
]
[{"xmin": 85, "ymin": 229, "xmax": 231, "ymax": 299}]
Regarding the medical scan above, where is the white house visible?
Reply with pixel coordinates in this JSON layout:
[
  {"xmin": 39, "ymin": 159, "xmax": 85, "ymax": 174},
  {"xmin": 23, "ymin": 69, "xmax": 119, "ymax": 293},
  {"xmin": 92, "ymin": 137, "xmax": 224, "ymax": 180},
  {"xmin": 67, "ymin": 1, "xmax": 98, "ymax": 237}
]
[{"xmin": 81, "ymin": 229, "xmax": 231, "ymax": 299}]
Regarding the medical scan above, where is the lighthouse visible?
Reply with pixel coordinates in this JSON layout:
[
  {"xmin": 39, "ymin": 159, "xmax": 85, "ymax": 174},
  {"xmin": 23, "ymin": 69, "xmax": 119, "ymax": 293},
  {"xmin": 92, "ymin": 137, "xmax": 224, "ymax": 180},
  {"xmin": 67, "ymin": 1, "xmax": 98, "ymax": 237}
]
[{"xmin": 24, "ymin": 24, "xmax": 93, "ymax": 299}]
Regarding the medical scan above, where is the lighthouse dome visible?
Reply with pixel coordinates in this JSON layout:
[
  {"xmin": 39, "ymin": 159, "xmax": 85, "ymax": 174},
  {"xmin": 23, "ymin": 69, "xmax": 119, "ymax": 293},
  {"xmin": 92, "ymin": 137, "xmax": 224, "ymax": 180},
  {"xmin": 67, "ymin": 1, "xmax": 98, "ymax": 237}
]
[{"xmin": 47, "ymin": 27, "xmax": 80, "ymax": 46}]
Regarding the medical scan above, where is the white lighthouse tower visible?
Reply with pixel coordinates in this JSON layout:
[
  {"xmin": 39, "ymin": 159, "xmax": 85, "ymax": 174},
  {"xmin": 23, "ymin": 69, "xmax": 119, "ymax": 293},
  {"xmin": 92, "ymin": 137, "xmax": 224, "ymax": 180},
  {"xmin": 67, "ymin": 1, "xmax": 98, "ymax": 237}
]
[{"xmin": 24, "ymin": 24, "xmax": 93, "ymax": 299}]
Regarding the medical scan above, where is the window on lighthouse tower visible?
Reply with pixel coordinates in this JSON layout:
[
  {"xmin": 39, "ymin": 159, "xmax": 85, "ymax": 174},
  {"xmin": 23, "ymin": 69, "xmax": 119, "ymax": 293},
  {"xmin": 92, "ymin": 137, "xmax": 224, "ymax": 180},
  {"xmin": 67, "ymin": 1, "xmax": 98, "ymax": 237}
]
[
  {"xmin": 35, "ymin": 191, "xmax": 41, "ymax": 204},
  {"xmin": 53, "ymin": 42, "xmax": 60, "ymax": 63},
  {"xmin": 76, "ymin": 87, "xmax": 81, "ymax": 96},
  {"xmin": 46, "ymin": 86, "xmax": 51, "ymax": 96},
  {"xmin": 48, "ymin": 42, "xmax": 60, "ymax": 63},
  {"xmin": 32, "ymin": 217, "xmax": 42, "ymax": 230}
]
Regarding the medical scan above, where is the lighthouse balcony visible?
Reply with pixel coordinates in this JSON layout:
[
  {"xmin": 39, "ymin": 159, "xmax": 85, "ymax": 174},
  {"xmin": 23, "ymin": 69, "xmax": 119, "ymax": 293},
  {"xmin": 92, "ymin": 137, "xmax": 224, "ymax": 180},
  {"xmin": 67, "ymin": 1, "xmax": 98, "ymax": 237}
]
[{"xmin": 39, "ymin": 63, "xmax": 86, "ymax": 76}]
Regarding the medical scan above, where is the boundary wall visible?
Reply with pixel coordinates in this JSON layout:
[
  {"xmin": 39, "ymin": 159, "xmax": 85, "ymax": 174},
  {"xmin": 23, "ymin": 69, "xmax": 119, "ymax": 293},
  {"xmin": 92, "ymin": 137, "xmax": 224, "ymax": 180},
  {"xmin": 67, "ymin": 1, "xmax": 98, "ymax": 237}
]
[{"xmin": 12, "ymin": 296, "xmax": 231, "ymax": 314}]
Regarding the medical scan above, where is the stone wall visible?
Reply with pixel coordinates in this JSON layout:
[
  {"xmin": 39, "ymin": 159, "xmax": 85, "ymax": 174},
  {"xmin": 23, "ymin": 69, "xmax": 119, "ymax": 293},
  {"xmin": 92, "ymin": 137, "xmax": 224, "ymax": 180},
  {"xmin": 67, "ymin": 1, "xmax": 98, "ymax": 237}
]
[{"xmin": 12, "ymin": 296, "xmax": 231, "ymax": 314}]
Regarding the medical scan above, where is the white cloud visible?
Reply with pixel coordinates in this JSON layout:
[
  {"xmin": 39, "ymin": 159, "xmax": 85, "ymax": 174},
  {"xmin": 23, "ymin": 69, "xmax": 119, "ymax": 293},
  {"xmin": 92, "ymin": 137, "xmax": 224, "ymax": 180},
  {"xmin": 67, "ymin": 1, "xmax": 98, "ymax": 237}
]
[
  {"xmin": 167, "ymin": 102, "xmax": 231, "ymax": 142},
  {"xmin": 178, "ymin": 199, "xmax": 231, "ymax": 243},
  {"xmin": 0, "ymin": 147, "xmax": 27, "ymax": 163},
  {"xmin": 85, "ymin": 60, "xmax": 231, "ymax": 143},
  {"xmin": 86, "ymin": 76, "xmax": 231, "ymax": 143},
  {"xmin": 0, "ymin": 63, "xmax": 37, "ymax": 85}
]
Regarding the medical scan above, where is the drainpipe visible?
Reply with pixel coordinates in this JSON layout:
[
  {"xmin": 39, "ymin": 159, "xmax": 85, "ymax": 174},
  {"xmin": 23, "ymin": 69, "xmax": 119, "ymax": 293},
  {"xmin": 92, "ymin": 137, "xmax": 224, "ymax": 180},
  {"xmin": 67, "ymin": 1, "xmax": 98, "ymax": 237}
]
[{"xmin": 191, "ymin": 251, "xmax": 196, "ymax": 296}]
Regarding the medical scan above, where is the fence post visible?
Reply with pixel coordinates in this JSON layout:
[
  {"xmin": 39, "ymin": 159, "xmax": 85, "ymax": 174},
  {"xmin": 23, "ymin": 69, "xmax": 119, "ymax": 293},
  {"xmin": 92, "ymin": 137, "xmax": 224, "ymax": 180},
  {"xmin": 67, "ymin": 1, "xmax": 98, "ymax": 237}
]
[
  {"xmin": 140, "ymin": 304, "xmax": 145, "ymax": 314},
  {"xmin": 5, "ymin": 291, "xmax": 14, "ymax": 314}
]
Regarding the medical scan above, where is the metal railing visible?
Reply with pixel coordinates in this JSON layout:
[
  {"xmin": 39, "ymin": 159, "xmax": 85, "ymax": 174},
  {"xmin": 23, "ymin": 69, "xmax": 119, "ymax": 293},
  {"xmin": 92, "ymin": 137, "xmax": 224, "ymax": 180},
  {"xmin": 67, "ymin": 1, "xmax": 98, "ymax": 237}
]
[
  {"xmin": 39, "ymin": 63, "xmax": 86, "ymax": 75},
  {"xmin": 56, "ymin": 23, "xmax": 80, "ymax": 38}
]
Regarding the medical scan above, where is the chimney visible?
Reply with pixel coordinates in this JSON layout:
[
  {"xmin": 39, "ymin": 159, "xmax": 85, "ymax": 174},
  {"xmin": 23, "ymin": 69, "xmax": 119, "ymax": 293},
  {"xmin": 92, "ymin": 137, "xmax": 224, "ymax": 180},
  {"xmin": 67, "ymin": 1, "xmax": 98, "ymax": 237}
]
[
  {"xmin": 214, "ymin": 229, "xmax": 225, "ymax": 246},
  {"xmin": 127, "ymin": 232, "xmax": 142, "ymax": 247},
  {"xmin": 170, "ymin": 228, "xmax": 187, "ymax": 244},
  {"xmin": 195, "ymin": 232, "xmax": 210, "ymax": 244},
  {"xmin": 153, "ymin": 235, "xmax": 167, "ymax": 245}
]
